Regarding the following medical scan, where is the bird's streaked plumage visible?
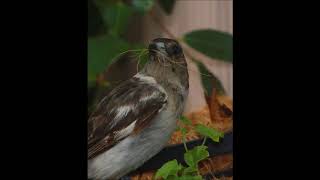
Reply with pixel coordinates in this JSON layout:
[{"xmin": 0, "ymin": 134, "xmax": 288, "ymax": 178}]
[
  {"xmin": 88, "ymin": 73, "xmax": 168, "ymax": 159},
  {"xmin": 88, "ymin": 38, "xmax": 189, "ymax": 179}
]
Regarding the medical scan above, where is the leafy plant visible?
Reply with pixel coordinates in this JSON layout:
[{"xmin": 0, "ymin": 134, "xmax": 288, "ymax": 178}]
[
  {"xmin": 101, "ymin": 3, "xmax": 134, "ymax": 36},
  {"xmin": 195, "ymin": 60, "xmax": 226, "ymax": 97},
  {"xmin": 132, "ymin": 0, "xmax": 155, "ymax": 13},
  {"xmin": 88, "ymin": 0, "xmax": 232, "ymax": 178},
  {"xmin": 155, "ymin": 159, "xmax": 182, "ymax": 179},
  {"xmin": 88, "ymin": 35, "xmax": 130, "ymax": 86},
  {"xmin": 88, "ymin": 0, "xmax": 233, "ymax": 90},
  {"xmin": 195, "ymin": 124, "xmax": 224, "ymax": 143},
  {"xmin": 155, "ymin": 116, "xmax": 224, "ymax": 179},
  {"xmin": 184, "ymin": 29, "xmax": 233, "ymax": 63}
]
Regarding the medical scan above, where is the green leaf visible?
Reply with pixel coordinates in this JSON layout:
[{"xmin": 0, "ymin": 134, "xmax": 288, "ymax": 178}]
[
  {"xmin": 88, "ymin": 35, "xmax": 130, "ymax": 84},
  {"xmin": 155, "ymin": 159, "xmax": 182, "ymax": 179},
  {"xmin": 191, "ymin": 175, "xmax": 203, "ymax": 180},
  {"xmin": 88, "ymin": 0, "xmax": 106, "ymax": 36},
  {"xmin": 92, "ymin": 0, "xmax": 133, "ymax": 36},
  {"xmin": 184, "ymin": 145, "xmax": 209, "ymax": 168},
  {"xmin": 192, "ymin": 176, "xmax": 203, "ymax": 180},
  {"xmin": 182, "ymin": 166, "xmax": 198, "ymax": 175},
  {"xmin": 180, "ymin": 116, "xmax": 192, "ymax": 125},
  {"xmin": 195, "ymin": 61, "xmax": 226, "ymax": 96},
  {"xmin": 167, "ymin": 176, "xmax": 177, "ymax": 180},
  {"xmin": 180, "ymin": 127, "xmax": 187, "ymax": 136},
  {"xmin": 195, "ymin": 124, "xmax": 224, "ymax": 142},
  {"xmin": 158, "ymin": 0, "xmax": 176, "ymax": 14},
  {"xmin": 132, "ymin": 0, "xmax": 155, "ymax": 13},
  {"xmin": 100, "ymin": 2, "xmax": 133, "ymax": 36},
  {"xmin": 88, "ymin": 75, "xmax": 96, "ymax": 88},
  {"xmin": 185, "ymin": 176, "xmax": 202, "ymax": 180},
  {"xmin": 184, "ymin": 29, "xmax": 233, "ymax": 62},
  {"xmin": 173, "ymin": 175, "xmax": 202, "ymax": 180}
]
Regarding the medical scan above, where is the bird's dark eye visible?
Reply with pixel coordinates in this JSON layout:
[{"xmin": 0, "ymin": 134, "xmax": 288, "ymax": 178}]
[{"xmin": 167, "ymin": 44, "xmax": 182, "ymax": 56}]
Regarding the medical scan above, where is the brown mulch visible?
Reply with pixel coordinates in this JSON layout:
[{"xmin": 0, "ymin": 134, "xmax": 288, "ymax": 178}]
[{"xmin": 131, "ymin": 93, "xmax": 233, "ymax": 180}]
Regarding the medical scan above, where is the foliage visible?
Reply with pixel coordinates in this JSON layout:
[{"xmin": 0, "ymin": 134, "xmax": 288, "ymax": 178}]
[
  {"xmin": 132, "ymin": 0, "xmax": 155, "ymax": 13},
  {"xmin": 184, "ymin": 29, "xmax": 233, "ymax": 63},
  {"xmin": 154, "ymin": 116, "xmax": 224, "ymax": 179},
  {"xmin": 88, "ymin": 35, "xmax": 130, "ymax": 86},
  {"xmin": 194, "ymin": 60, "xmax": 226, "ymax": 97},
  {"xmin": 195, "ymin": 124, "xmax": 224, "ymax": 142},
  {"xmin": 88, "ymin": 1, "xmax": 232, "ymax": 178},
  {"xmin": 88, "ymin": 0, "xmax": 233, "ymax": 91}
]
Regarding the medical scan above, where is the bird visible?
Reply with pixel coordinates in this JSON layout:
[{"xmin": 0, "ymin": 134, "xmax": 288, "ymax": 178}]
[{"xmin": 88, "ymin": 38, "xmax": 189, "ymax": 180}]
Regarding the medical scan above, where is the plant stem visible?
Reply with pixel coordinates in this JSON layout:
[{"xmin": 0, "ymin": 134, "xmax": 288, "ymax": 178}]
[
  {"xmin": 183, "ymin": 135, "xmax": 188, "ymax": 152},
  {"xmin": 196, "ymin": 165, "xmax": 200, "ymax": 176},
  {"xmin": 201, "ymin": 136, "xmax": 207, "ymax": 146}
]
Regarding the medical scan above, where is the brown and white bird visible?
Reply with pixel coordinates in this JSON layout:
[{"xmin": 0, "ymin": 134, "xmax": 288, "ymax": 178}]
[{"xmin": 88, "ymin": 38, "xmax": 189, "ymax": 180}]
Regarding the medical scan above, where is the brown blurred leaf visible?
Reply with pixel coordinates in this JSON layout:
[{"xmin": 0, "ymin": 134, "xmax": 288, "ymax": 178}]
[
  {"xmin": 130, "ymin": 154, "xmax": 233, "ymax": 179},
  {"xmin": 219, "ymin": 104, "xmax": 232, "ymax": 118},
  {"xmin": 199, "ymin": 154, "xmax": 233, "ymax": 175},
  {"xmin": 206, "ymin": 87, "xmax": 233, "ymax": 132},
  {"xmin": 133, "ymin": 97, "xmax": 233, "ymax": 179}
]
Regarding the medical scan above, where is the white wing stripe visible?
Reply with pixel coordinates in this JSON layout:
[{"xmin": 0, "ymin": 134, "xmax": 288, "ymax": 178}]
[
  {"xmin": 114, "ymin": 105, "xmax": 133, "ymax": 121},
  {"xmin": 139, "ymin": 91, "xmax": 159, "ymax": 102},
  {"xmin": 114, "ymin": 120, "xmax": 137, "ymax": 140},
  {"xmin": 134, "ymin": 73, "xmax": 157, "ymax": 84},
  {"xmin": 134, "ymin": 73, "xmax": 168, "ymax": 102}
]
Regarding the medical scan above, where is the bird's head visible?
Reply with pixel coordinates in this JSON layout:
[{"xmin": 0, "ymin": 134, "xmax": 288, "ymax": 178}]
[
  {"xmin": 148, "ymin": 38, "xmax": 186, "ymax": 65},
  {"xmin": 142, "ymin": 38, "xmax": 189, "ymax": 88}
]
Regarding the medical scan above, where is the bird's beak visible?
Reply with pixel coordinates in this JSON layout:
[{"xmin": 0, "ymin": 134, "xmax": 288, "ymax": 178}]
[{"xmin": 148, "ymin": 42, "xmax": 167, "ymax": 55}]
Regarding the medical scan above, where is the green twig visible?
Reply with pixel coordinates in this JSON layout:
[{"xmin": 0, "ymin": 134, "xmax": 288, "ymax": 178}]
[
  {"xmin": 182, "ymin": 134, "xmax": 188, "ymax": 152},
  {"xmin": 201, "ymin": 136, "xmax": 207, "ymax": 146}
]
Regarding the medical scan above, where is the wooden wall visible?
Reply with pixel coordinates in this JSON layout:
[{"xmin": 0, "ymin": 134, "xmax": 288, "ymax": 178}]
[{"xmin": 140, "ymin": 0, "xmax": 233, "ymax": 112}]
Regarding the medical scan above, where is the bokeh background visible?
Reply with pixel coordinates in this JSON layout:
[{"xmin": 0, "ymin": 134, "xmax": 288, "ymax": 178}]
[
  {"xmin": 88, "ymin": 0, "xmax": 233, "ymax": 178},
  {"xmin": 88, "ymin": 0, "xmax": 233, "ymax": 115}
]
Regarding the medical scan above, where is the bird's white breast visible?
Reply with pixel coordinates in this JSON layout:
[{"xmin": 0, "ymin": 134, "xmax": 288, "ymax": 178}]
[
  {"xmin": 88, "ymin": 107, "xmax": 176, "ymax": 180},
  {"xmin": 88, "ymin": 73, "xmax": 187, "ymax": 180}
]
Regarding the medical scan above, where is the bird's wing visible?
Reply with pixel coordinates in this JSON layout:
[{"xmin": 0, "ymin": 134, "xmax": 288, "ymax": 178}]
[{"xmin": 88, "ymin": 74, "xmax": 168, "ymax": 159}]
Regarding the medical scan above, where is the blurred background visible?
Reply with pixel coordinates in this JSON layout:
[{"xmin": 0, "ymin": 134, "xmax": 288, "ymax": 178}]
[
  {"xmin": 88, "ymin": 0, "xmax": 233, "ymax": 118},
  {"xmin": 88, "ymin": 0, "xmax": 233, "ymax": 178}
]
